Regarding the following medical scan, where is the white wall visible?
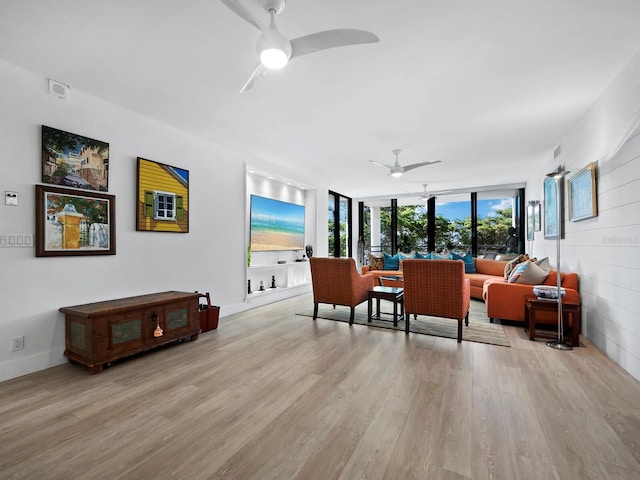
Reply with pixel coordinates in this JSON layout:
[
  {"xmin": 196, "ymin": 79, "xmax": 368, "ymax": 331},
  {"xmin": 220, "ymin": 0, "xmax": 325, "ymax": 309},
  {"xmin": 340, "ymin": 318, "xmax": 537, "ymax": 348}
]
[
  {"xmin": 0, "ymin": 60, "xmax": 319, "ymax": 381},
  {"xmin": 528, "ymin": 51, "xmax": 640, "ymax": 381}
]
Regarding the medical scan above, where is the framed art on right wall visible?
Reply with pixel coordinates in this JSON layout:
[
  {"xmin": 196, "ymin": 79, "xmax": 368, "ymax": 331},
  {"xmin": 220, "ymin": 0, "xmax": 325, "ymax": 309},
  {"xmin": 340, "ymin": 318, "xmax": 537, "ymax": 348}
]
[
  {"xmin": 544, "ymin": 176, "xmax": 564, "ymax": 239},
  {"xmin": 527, "ymin": 201, "xmax": 540, "ymax": 241},
  {"xmin": 568, "ymin": 162, "xmax": 597, "ymax": 222}
]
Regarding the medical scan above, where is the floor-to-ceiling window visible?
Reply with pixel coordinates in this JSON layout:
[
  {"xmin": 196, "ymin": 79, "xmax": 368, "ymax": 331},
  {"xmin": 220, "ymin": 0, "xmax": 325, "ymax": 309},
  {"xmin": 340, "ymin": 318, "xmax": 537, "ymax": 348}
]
[
  {"xmin": 359, "ymin": 185, "xmax": 524, "ymax": 258},
  {"xmin": 361, "ymin": 199, "xmax": 394, "ymax": 256},
  {"xmin": 434, "ymin": 194, "xmax": 472, "ymax": 253},
  {"xmin": 475, "ymin": 188, "xmax": 523, "ymax": 256},
  {"xmin": 362, "ymin": 198, "xmax": 431, "ymax": 257},
  {"xmin": 328, "ymin": 191, "xmax": 352, "ymax": 257},
  {"xmin": 394, "ymin": 200, "xmax": 429, "ymax": 253}
]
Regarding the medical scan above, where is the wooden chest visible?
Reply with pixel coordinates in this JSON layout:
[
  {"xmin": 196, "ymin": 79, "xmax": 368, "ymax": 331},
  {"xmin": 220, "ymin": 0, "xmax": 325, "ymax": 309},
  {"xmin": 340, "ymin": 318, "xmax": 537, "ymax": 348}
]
[{"xmin": 60, "ymin": 291, "xmax": 200, "ymax": 374}]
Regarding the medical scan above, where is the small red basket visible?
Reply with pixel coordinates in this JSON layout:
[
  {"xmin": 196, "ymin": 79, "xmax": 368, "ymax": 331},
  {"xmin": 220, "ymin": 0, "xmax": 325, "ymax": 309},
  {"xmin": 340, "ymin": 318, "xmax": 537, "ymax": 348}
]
[{"xmin": 198, "ymin": 292, "xmax": 219, "ymax": 332}]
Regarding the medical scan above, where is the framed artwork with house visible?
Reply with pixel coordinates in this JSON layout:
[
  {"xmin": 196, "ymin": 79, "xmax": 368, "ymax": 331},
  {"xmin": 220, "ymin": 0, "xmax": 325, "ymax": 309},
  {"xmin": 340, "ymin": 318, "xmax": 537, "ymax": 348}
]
[
  {"xmin": 35, "ymin": 184, "xmax": 116, "ymax": 256},
  {"xmin": 41, "ymin": 126, "xmax": 109, "ymax": 192},
  {"xmin": 136, "ymin": 157, "xmax": 189, "ymax": 233}
]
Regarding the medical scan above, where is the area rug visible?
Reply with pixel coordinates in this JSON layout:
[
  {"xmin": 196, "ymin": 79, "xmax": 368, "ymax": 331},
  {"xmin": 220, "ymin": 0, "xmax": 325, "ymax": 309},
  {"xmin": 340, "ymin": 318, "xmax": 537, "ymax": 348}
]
[{"xmin": 296, "ymin": 300, "xmax": 510, "ymax": 347}]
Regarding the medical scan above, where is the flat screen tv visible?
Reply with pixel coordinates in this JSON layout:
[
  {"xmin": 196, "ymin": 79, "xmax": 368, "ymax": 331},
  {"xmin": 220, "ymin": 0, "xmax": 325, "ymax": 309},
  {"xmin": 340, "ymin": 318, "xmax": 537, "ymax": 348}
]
[{"xmin": 250, "ymin": 195, "xmax": 305, "ymax": 251}]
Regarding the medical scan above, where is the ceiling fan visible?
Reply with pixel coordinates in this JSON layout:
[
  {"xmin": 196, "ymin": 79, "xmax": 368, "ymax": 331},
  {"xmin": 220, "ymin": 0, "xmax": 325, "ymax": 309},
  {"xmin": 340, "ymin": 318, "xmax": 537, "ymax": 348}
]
[
  {"xmin": 369, "ymin": 149, "xmax": 441, "ymax": 178},
  {"xmin": 221, "ymin": 0, "xmax": 380, "ymax": 92},
  {"xmin": 420, "ymin": 184, "xmax": 435, "ymax": 201}
]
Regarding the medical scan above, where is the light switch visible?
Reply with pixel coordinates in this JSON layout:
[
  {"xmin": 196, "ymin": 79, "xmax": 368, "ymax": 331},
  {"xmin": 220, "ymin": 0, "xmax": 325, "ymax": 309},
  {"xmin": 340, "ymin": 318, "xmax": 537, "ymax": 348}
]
[
  {"xmin": 0, "ymin": 233, "xmax": 34, "ymax": 247},
  {"xmin": 5, "ymin": 191, "xmax": 18, "ymax": 206}
]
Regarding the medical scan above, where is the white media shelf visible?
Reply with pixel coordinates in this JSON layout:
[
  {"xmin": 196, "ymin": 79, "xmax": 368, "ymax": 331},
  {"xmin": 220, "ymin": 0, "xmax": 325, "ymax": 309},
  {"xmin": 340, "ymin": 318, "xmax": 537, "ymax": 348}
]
[{"xmin": 247, "ymin": 261, "xmax": 311, "ymax": 299}]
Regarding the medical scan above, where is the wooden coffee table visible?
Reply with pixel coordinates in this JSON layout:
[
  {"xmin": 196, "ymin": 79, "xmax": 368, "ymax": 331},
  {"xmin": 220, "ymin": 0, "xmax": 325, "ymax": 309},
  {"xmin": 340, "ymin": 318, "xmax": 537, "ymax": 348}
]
[
  {"xmin": 367, "ymin": 286, "xmax": 404, "ymax": 327},
  {"xmin": 524, "ymin": 295, "xmax": 581, "ymax": 347}
]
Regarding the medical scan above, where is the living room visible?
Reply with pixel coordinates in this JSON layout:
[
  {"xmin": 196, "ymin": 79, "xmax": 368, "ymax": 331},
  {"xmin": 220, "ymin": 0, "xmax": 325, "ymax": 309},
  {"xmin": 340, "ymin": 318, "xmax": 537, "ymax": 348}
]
[
  {"xmin": 1, "ymin": 2, "xmax": 640, "ymax": 477},
  {"xmin": 1, "ymin": 0, "xmax": 638, "ymax": 384}
]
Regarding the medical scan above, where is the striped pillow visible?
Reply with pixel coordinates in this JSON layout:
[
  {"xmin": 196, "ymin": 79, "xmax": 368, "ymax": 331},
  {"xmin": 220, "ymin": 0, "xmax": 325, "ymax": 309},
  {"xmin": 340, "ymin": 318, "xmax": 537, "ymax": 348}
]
[{"xmin": 508, "ymin": 260, "xmax": 549, "ymax": 284}]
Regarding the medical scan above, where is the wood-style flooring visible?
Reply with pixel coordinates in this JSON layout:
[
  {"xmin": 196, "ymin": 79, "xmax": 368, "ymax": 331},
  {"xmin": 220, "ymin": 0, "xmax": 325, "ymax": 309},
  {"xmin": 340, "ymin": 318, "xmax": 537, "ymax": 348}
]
[{"xmin": 1, "ymin": 294, "xmax": 640, "ymax": 480}]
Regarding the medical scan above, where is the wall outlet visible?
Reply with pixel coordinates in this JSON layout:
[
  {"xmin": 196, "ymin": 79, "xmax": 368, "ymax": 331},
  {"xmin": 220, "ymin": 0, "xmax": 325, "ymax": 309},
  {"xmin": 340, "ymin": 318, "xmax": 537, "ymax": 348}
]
[{"xmin": 10, "ymin": 336, "xmax": 24, "ymax": 352}]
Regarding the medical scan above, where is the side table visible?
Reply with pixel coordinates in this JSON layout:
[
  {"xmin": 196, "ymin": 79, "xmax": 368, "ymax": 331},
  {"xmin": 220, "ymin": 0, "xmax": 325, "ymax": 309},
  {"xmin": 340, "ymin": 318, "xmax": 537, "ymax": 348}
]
[
  {"xmin": 367, "ymin": 286, "xmax": 404, "ymax": 327},
  {"xmin": 524, "ymin": 296, "xmax": 581, "ymax": 347}
]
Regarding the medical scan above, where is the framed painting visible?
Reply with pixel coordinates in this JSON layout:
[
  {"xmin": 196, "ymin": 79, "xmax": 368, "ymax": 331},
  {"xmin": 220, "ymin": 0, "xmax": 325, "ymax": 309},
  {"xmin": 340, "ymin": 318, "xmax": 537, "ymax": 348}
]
[
  {"xmin": 527, "ymin": 201, "xmax": 540, "ymax": 240},
  {"xmin": 41, "ymin": 126, "xmax": 109, "ymax": 191},
  {"xmin": 527, "ymin": 202, "xmax": 535, "ymax": 241},
  {"xmin": 544, "ymin": 176, "xmax": 565, "ymax": 239},
  {"xmin": 35, "ymin": 185, "xmax": 115, "ymax": 257},
  {"xmin": 568, "ymin": 162, "xmax": 597, "ymax": 221},
  {"xmin": 136, "ymin": 157, "xmax": 189, "ymax": 233}
]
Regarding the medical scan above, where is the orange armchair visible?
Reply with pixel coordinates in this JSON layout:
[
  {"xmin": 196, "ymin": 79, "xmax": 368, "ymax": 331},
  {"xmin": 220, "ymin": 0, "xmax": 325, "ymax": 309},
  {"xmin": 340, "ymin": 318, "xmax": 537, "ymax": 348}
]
[
  {"xmin": 310, "ymin": 257, "xmax": 374, "ymax": 325},
  {"xmin": 402, "ymin": 259, "xmax": 471, "ymax": 342}
]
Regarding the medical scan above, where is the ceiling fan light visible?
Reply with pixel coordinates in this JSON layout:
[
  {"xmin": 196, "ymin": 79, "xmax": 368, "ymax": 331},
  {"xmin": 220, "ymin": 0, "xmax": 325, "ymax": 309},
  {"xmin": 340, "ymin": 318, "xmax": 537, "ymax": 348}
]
[
  {"xmin": 260, "ymin": 48, "xmax": 288, "ymax": 69},
  {"xmin": 390, "ymin": 171, "xmax": 403, "ymax": 178}
]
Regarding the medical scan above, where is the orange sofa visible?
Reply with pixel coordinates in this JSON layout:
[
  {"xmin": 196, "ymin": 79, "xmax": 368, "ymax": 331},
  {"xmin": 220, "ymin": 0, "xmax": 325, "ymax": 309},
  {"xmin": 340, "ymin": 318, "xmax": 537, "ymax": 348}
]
[
  {"xmin": 361, "ymin": 265, "xmax": 402, "ymax": 283},
  {"xmin": 465, "ymin": 258, "xmax": 508, "ymax": 299},
  {"xmin": 362, "ymin": 257, "xmax": 507, "ymax": 300},
  {"xmin": 483, "ymin": 269, "xmax": 580, "ymax": 323},
  {"xmin": 364, "ymin": 256, "xmax": 580, "ymax": 327}
]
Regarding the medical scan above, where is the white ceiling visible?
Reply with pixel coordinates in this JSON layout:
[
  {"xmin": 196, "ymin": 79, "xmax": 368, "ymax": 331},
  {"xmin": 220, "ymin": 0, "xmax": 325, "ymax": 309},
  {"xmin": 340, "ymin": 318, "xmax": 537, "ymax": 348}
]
[{"xmin": 2, "ymin": 0, "xmax": 640, "ymax": 199}]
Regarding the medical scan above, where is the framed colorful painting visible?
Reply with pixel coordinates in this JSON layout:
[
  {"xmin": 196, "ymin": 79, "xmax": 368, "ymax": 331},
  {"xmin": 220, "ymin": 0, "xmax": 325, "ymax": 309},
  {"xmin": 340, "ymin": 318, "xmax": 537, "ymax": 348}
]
[
  {"xmin": 527, "ymin": 201, "xmax": 540, "ymax": 241},
  {"xmin": 568, "ymin": 162, "xmax": 597, "ymax": 221},
  {"xmin": 41, "ymin": 126, "xmax": 109, "ymax": 192},
  {"xmin": 136, "ymin": 157, "xmax": 189, "ymax": 233},
  {"xmin": 544, "ymin": 176, "xmax": 565, "ymax": 240},
  {"xmin": 35, "ymin": 185, "xmax": 116, "ymax": 256}
]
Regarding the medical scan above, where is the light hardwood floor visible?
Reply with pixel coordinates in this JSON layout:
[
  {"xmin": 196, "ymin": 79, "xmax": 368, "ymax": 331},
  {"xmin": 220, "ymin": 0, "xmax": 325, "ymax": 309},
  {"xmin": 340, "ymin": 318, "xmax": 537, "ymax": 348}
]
[{"xmin": 2, "ymin": 293, "xmax": 640, "ymax": 480}]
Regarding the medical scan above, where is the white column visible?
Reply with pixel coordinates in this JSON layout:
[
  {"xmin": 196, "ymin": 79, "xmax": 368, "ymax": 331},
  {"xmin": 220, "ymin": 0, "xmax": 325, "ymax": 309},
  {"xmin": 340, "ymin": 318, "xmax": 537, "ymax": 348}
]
[{"xmin": 371, "ymin": 206, "xmax": 381, "ymax": 253}]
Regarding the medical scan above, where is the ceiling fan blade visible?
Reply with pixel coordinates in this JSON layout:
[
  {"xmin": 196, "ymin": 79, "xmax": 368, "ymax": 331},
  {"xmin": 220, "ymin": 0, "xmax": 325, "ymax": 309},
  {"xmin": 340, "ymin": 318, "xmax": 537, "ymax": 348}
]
[
  {"xmin": 402, "ymin": 160, "xmax": 442, "ymax": 172},
  {"xmin": 290, "ymin": 29, "xmax": 379, "ymax": 59},
  {"xmin": 221, "ymin": 0, "xmax": 268, "ymax": 33},
  {"xmin": 239, "ymin": 63, "xmax": 267, "ymax": 93},
  {"xmin": 369, "ymin": 160, "xmax": 393, "ymax": 169}
]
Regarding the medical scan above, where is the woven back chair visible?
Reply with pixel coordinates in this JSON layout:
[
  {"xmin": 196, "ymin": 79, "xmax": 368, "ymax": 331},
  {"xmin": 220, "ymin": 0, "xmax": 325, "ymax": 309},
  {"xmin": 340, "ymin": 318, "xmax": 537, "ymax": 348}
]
[
  {"xmin": 309, "ymin": 257, "xmax": 374, "ymax": 325},
  {"xmin": 402, "ymin": 259, "xmax": 471, "ymax": 342}
]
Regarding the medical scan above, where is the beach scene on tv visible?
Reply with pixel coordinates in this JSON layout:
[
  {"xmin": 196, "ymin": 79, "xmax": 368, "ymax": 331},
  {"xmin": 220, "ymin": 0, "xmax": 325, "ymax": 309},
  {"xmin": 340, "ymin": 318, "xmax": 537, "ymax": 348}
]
[{"xmin": 250, "ymin": 195, "xmax": 305, "ymax": 251}]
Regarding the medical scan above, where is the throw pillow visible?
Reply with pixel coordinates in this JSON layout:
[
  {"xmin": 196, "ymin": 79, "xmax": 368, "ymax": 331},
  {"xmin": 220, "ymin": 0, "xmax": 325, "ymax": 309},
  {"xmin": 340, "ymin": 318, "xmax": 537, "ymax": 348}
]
[
  {"xmin": 536, "ymin": 256, "xmax": 551, "ymax": 272},
  {"xmin": 415, "ymin": 251, "xmax": 428, "ymax": 259},
  {"xmin": 451, "ymin": 252, "xmax": 476, "ymax": 273},
  {"xmin": 383, "ymin": 253, "xmax": 400, "ymax": 270},
  {"xmin": 508, "ymin": 260, "xmax": 550, "ymax": 284},
  {"xmin": 504, "ymin": 254, "xmax": 529, "ymax": 280},
  {"xmin": 368, "ymin": 253, "xmax": 384, "ymax": 271},
  {"xmin": 507, "ymin": 261, "xmax": 529, "ymax": 283},
  {"xmin": 398, "ymin": 252, "xmax": 412, "ymax": 270}
]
